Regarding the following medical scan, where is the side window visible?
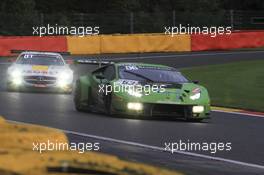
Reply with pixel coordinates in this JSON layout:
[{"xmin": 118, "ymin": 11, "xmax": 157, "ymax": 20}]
[
  {"xmin": 92, "ymin": 67, "xmax": 104, "ymax": 77},
  {"xmin": 103, "ymin": 65, "xmax": 115, "ymax": 80}
]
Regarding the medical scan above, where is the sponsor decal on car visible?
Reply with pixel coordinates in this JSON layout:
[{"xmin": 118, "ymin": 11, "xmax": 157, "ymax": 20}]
[{"xmin": 32, "ymin": 65, "xmax": 49, "ymax": 71}]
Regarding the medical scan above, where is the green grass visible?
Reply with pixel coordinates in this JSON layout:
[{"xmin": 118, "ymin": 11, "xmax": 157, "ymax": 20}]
[{"xmin": 181, "ymin": 60, "xmax": 264, "ymax": 112}]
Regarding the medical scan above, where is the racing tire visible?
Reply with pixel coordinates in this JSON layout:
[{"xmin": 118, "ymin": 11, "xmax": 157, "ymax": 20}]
[
  {"xmin": 105, "ymin": 93, "xmax": 114, "ymax": 115},
  {"xmin": 187, "ymin": 118, "xmax": 204, "ymax": 122},
  {"xmin": 74, "ymin": 80, "xmax": 90, "ymax": 112}
]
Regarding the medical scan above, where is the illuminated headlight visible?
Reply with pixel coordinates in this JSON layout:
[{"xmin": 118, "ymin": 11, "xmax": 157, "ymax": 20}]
[
  {"xmin": 190, "ymin": 88, "xmax": 201, "ymax": 100},
  {"xmin": 127, "ymin": 87, "xmax": 142, "ymax": 97},
  {"xmin": 9, "ymin": 69, "xmax": 23, "ymax": 86},
  {"xmin": 12, "ymin": 77, "xmax": 23, "ymax": 85},
  {"xmin": 57, "ymin": 70, "xmax": 73, "ymax": 88},
  {"xmin": 57, "ymin": 79, "xmax": 68, "ymax": 88},
  {"xmin": 10, "ymin": 69, "xmax": 22, "ymax": 78},
  {"xmin": 58, "ymin": 70, "xmax": 72, "ymax": 80},
  {"xmin": 192, "ymin": 106, "xmax": 204, "ymax": 113},
  {"xmin": 127, "ymin": 102, "xmax": 143, "ymax": 111}
]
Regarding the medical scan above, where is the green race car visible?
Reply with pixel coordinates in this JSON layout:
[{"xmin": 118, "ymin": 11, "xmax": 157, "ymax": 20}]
[{"xmin": 74, "ymin": 61, "xmax": 210, "ymax": 121}]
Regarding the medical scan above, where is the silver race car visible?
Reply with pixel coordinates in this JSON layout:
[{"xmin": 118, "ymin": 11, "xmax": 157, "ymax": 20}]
[{"xmin": 6, "ymin": 51, "xmax": 73, "ymax": 93}]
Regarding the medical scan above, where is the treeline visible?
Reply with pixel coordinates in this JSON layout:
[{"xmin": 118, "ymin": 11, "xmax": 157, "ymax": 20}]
[
  {"xmin": 1, "ymin": 0, "xmax": 264, "ymax": 14},
  {"xmin": 0, "ymin": 0, "xmax": 263, "ymax": 35}
]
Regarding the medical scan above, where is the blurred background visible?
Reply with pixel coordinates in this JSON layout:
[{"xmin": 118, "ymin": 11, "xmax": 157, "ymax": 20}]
[{"xmin": 1, "ymin": 0, "xmax": 264, "ymax": 35}]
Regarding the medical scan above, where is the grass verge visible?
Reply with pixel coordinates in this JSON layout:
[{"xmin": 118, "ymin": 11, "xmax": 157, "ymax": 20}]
[{"xmin": 181, "ymin": 60, "xmax": 264, "ymax": 112}]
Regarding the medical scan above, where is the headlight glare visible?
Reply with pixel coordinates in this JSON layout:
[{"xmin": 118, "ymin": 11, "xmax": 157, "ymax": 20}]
[
  {"xmin": 127, "ymin": 102, "xmax": 143, "ymax": 111},
  {"xmin": 192, "ymin": 106, "xmax": 204, "ymax": 113},
  {"xmin": 57, "ymin": 79, "xmax": 68, "ymax": 88},
  {"xmin": 12, "ymin": 77, "xmax": 23, "ymax": 85},
  {"xmin": 57, "ymin": 70, "xmax": 72, "ymax": 88},
  {"xmin": 58, "ymin": 70, "xmax": 72, "ymax": 80},
  {"xmin": 10, "ymin": 69, "xmax": 22, "ymax": 78}
]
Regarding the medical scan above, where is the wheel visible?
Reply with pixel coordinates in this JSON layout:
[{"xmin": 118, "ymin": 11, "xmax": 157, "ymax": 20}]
[
  {"xmin": 105, "ymin": 93, "xmax": 114, "ymax": 115},
  {"xmin": 187, "ymin": 118, "xmax": 204, "ymax": 122},
  {"xmin": 74, "ymin": 80, "xmax": 90, "ymax": 112}
]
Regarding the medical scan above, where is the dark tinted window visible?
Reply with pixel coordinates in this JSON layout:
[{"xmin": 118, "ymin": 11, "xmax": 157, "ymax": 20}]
[
  {"xmin": 17, "ymin": 54, "xmax": 64, "ymax": 66},
  {"xmin": 103, "ymin": 65, "xmax": 115, "ymax": 80},
  {"xmin": 119, "ymin": 65, "xmax": 188, "ymax": 83}
]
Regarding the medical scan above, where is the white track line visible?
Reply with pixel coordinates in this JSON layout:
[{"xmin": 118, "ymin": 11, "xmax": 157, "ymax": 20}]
[
  {"xmin": 213, "ymin": 110, "xmax": 264, "ymax": 118},
  {"xmin": 6, "ymin": 119, "xmax": 264, "ymax": 170}
]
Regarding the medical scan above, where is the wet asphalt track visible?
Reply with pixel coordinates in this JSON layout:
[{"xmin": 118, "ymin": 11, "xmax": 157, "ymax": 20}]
[{"xmin": 0, "ymin": 50, "xmax": 264, "ymax": 175}]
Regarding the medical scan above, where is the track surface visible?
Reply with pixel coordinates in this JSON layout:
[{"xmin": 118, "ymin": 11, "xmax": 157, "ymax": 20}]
[{"xmin": 1, "ymin": 51, "xmax": 264, "ymax": 175}]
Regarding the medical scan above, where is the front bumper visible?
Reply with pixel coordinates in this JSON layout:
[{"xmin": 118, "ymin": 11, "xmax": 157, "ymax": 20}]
[
  {"xmin": 112, "ymin": 98, "xmax": 210, "ymax": 119},
  {"xmin": 7, "ymin": 76, "xmax": 73, "ymax": 92},
  {"xmin": 128, "ymin": 104, "xmax": 209, "ymax": 118}
]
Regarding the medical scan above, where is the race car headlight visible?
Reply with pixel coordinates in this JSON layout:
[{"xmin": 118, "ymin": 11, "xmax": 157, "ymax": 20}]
[
  {"xmin": 12, "ymin": 77, "xmax": 23, "ymax": 85},
  {"xmin": 192, "ymin": 106, "xmax": 204, "ymax": 113},
  {"xmin": 57, "ymin": 79, "xmax": 68, "ymax": 88},
  {"xmin": 127, "ymin": 86, "xmax": 143, "ymax": 98},
  {"xmin": 10, "ymin": 69, "xmax": 22, "ymax": 78},
  {"xmin": 58, "ymin": 70, "xmax": 72, "ymax": 81},
  {"xmin": 57, "ymin": 70, "xmax": 73, "ymax": 88},
  {"xmin": 9, "ymin": 69, "xmax": 23, "ymax": 85},
  {"xmin": 190, "ymin": 88, "xmax": 201, "ymax": 100},
  {"xmin": 127, "ymin": 102, "xmax": 143, "ymax": 111}
]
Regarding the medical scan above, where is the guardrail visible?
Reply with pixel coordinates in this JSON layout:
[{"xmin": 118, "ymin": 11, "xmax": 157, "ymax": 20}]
[{"xmin": 0, "ymin": 31, "xmax": 264, "ymax": 56}]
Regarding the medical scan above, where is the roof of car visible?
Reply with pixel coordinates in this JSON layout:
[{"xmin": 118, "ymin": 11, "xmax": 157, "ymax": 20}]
[
  {"xmin": 115, "ymin": 62, "xmax": 174, "ymax": 69},
  {"xmin": 20, "ymin": 51, "xmax": 62, "ymax": 56}
]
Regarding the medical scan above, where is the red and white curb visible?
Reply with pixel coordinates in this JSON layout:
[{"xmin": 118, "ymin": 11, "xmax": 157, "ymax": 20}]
[{"xmin": 212, "ymin": 106, "xmax": 264, "ymax": 118}]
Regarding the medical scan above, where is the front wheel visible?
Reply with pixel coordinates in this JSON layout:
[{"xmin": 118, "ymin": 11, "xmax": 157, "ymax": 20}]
[
  {"xmin": 187, "ymin": 118, "xmax": 204, "ymax": 122},
  {"xmin": 74, "ymin": 80, "xmax": 89, "ymax": 112},
  {"xmin": 105, "ymin": 93, "xmax": 114, "ymax": 115}
]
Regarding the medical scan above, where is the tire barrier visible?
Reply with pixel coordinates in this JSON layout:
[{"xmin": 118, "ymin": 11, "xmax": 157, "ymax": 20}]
[
  {"xmin": 67, "ymin": 34, "xmax": 191, "ymax": 54},
  {"xmin": 67, "ymin": 35, "xmax": 101, "ymax": 54},
  {"xmin": 0, "ymin": 36, "xmax": 67, "ymax": 56},
  {"xmin": 1, "ymin": 32, "xmax": 264, "ymax": 56},
  {"xmin": 191, "ymin": 31, "xmax": 264, "ymax": 51}
]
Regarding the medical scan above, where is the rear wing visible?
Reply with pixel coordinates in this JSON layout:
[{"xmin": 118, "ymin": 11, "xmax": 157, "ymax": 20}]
[
  {"xmin": 10, "ymin": 50, "xmax": 70, "ymax": 55},
  {"xmin": 75, "ymin": 59, "xmax": 114, "ymax": 67}
]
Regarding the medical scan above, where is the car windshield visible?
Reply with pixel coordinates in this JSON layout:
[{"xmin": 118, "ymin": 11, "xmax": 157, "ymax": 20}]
[
  {"xmin": 119, "ymin": 65, "xmax": 189, "ymax": 83},
  {"xmin": 17, "ymin": 54, "xmax": 64, "ymax": 66}
]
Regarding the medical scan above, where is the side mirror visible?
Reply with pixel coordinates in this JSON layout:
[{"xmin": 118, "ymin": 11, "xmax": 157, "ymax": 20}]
[
  {"xmin": 95, "ymin": 74, "xmax": 105, "ymax": 80},
  {"xmin": 192, "ymin": 80, "xmax": 199, "ymax": 84}
]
